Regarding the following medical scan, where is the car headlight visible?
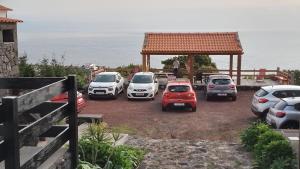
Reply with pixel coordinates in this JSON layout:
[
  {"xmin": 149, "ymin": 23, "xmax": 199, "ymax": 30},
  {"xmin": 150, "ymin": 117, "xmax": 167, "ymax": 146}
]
[
  {"xmin": 108, "ymin": 86, "xmax": 114, "ymax": 91},
  {"xmin": 128, "ymin": 86, "xmax": 133, "ymax": 90},
  {"xmin": 88, "ymin": 86, "xmax": 93, "ymax": 91}
]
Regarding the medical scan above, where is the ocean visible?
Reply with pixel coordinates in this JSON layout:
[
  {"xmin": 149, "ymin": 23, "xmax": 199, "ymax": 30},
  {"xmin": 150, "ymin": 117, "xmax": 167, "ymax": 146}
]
[{"xmin": 18, "ymin": 29, "xmax": 300, "ymax": 70}]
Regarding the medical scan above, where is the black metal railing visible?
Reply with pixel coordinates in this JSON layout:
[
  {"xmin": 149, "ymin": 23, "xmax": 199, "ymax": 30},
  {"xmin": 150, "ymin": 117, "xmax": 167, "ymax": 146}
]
[{"xmin": 0, "ymin": 76, "xmax": 78, "ymax": 169}]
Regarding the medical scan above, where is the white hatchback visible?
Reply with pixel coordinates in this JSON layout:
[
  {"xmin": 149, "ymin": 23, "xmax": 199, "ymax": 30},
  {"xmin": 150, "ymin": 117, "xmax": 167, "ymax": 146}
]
[
  {"xmin": 127, "ymin": 72, "xmax": 159, "ymax": 100},
  {"xmin": 251, "ymin": 85, "xmax": 300, "ymax": 118},
  {"xmin": 88, "ymin": 72, "xmax": 124, "ymax": 99}
]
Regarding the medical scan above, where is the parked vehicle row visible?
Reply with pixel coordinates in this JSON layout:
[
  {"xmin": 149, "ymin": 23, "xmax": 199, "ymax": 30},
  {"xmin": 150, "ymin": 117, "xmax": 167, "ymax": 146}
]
[{"xmin": 251, "ymin": 85, "xmax": 300, "ymax": 129}]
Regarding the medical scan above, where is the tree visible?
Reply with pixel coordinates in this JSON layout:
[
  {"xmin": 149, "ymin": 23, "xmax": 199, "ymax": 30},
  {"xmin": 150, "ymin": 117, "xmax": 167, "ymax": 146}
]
[
  {"xmin": 161, "ymin": 55, "xmax": 217, "ymax": 71},
  {"xmin": 19, "ymin": 53, "xmax": 35, "ymax": 77}
]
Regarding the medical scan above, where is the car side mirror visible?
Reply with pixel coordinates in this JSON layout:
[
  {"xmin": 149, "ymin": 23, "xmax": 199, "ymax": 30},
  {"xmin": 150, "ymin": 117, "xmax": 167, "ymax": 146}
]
[
  {"xmin": 155, "ymin": 80, "xmax": 158, "ymax": 83},
  {"xmin": 116, "ymin": 80, "xmax": 120, "ymax": 83}
]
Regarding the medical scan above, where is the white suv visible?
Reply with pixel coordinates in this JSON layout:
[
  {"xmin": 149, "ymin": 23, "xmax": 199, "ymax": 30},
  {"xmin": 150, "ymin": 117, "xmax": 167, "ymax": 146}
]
[
  {"xmin": 251, "ymin": 85, "xmax": 300, "ymax": 118},
  {"xmin": 88, "ymin": 72, "xmax": 124, "ymax": 99},
  {"xmin": 127, "ymin": 72, "xmax": 159, "ymax": 100}
]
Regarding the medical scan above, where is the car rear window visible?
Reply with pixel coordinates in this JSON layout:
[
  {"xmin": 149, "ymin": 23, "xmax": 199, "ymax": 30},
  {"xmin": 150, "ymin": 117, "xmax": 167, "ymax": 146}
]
[
  {"xmin": 211, "ymin": 79, "xmax": 231, "ymax": 85},
  {"xmin": 255, "ymin": 89, "xmax": 269, "ymax": 97},
  {"xmin": 168, "ymin": 85, "xmax": 190, "ymax": 92},
  {"xmin": 274, "ymin": 100, "xmax": 287, "ymax": 110}
]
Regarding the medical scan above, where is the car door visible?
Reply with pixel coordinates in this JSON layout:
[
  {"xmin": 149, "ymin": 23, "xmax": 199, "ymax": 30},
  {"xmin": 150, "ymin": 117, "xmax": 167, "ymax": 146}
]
[
  {"xmin": 285, "ymin": 103, "xmax": 300, "ymax": 121},
  {"xmin": 116, "ymin": 74, "xmax": 122, "ymax": 91},
  {"xmin": 119, "ymin": 74, "xmax": 124, "ymax": 91}
]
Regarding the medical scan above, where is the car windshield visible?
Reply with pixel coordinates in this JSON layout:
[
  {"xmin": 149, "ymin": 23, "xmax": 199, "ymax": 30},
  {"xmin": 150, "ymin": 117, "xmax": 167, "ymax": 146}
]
[
  {"xmin": 168, "ymin": 85, "xmax": 190, "ymax": 92},
  {"xmin": 94, "ymin": 74, "xmax": 116, "ymax": 82},
  {"xmin": 255, "ymin": 89, "xmax": 269, "ymax": 97},
  {"xmin": 132, "ymin": 75, "xmax": 153, "ymax": 83},
  {"xmin": 212, "ymin": 79, "xmax": 231, "ymax": 85}
]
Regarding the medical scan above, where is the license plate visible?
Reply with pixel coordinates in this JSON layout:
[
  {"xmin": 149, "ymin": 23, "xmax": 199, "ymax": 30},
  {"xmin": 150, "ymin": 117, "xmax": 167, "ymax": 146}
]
[
  {"xmin": 135, "ymin": 93, "xmax": 144, "ymax": 96},
  {"xmin": 174, "ymin": 103, "xmax": 185, "ymax": 106},
  {"xmin": 217, "ymin": 93, "xmax": 227, "ymax": 96},
  {"xmin": 96, "ymin": 92, "xmax": 104, "ymax": 95}
]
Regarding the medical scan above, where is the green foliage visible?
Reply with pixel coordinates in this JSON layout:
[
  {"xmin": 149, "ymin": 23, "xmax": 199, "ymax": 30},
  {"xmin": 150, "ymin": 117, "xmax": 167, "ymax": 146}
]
[
  {"xmin": 293, "ymin": 70, "xmax": 300, "ymax": 85},
  {"xmin": 79, "ymin": 122, "xmax": 145, "ymax": 169},
  {"xmin": 254, "ymin": 131, "xmax": 285, "ymax": 158},
  {"xmin": 78, "ymin": 160, "xmax": 101, "ymax": 169},
  {"xmin": 19, "ymin": 54, "xmax": 35, "ymax": 77},
  {"xmin": 161, "ymin": 55, "xmax": 217, "ymax": 72},
  {"xmin": 115, "ymin": 64, "xmax": 140, "ymax": 77},
  {"xmin": 240, "ymin": 122, "xmax": 271, "ymax": 151},
  {"xmin": 18, "ymin": 54, "xmax": 89, "ymax": 89},
  {"xmin": 254, "ymin": 140, "xmax": 296, "ymax": 169},
  {"xmin": 241, "ymin": 121, "xmax": 296, "ymax": 169}
]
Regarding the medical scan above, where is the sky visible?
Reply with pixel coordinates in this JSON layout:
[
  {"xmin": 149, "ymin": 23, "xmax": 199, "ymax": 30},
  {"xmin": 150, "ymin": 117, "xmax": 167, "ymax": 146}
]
[{"xmin": 1, "ymin": 0, "xmax": 300, "ymax": 69}]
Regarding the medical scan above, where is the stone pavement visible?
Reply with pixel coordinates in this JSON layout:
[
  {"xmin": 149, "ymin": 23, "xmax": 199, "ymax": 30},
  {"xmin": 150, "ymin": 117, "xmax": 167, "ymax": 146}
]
[{"xmin": 126, "ymin": 136, "xmax": 252, "ymax": 169}]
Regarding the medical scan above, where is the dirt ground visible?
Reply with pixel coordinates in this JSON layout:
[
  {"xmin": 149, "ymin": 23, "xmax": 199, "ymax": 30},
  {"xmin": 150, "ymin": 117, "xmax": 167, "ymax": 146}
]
[{"xmin": 81, "ymin": 90, "xmax": 258, "ymax": 142}]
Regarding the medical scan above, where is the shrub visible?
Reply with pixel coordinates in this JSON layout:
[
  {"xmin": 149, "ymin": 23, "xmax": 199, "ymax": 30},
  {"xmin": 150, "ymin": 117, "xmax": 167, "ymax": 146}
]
[
  {"xmin": 254, "ymin": 140, "xmax": 296, "ymax": 169},
  {"xmin": 78, "ymin": 123, "xmax": 145, "ymax": 169},
  {"xmin": 240, "ymin": 122, "xmax": 271, "ymax": 151},
  {"xmin": 254, "ymin": 130, "xmax": 286, "ymax": 158}
]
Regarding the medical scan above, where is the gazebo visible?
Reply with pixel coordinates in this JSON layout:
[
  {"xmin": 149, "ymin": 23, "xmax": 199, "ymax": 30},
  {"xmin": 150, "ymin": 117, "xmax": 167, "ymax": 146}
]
[{"xmin": 140, "ymin": 32, "xmax": 244, "ymax": 85}]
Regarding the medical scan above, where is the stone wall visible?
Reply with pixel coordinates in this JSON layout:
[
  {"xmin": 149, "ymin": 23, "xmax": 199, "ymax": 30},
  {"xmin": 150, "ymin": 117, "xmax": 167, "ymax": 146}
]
[{"xmin": 0, "ymin": 42, "xmax": 18, "ymax": 77}]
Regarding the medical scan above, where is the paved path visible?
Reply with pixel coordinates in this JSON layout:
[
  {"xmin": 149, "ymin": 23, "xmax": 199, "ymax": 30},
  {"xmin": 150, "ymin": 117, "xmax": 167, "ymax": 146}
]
[{"xmin": 126, "ymin": 136, "xmax": 252, "ymax": 169}]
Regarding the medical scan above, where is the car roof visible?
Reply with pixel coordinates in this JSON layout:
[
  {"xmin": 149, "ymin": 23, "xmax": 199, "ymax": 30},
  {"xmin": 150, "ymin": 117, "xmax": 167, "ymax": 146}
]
[
  {"xmin": 281, "ymin": 97, "xmax": 300, "ymax": 105},
  {"xmin": 134, "ymin": 72, "xmax": 154, "ymax": 76},
  {"xmin": 97, "ymin": 72, "xmax": 119, "ymax": 75},
  {"xmin": 262, "ymin": 85, "xmax": 300, "ymax": 92},
  {"xmin": 209, "ymin": 75, "xmax": 231, "ymax": 79}
]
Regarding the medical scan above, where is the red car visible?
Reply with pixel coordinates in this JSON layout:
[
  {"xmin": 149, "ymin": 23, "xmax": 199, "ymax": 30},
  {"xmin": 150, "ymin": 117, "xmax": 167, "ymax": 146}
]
[
  {"xmin": 162, "ymin": 81, "xmax": 197, "ymax": 112},
  {"xmin": 51, "ymin": 91, "xmax": 86, "ymax": 112}
]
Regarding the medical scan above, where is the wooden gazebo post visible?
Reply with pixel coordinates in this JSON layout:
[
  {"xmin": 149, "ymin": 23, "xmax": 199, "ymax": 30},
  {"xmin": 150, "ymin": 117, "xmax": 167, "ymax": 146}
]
[
  {"xmin": 237, "ymin": 54, "xmax": 242, "ymax": 85},
  {"xmin": 147, "ymin": 54, "xmax": 150, "ymax": 71},
  {"xmin": 229, "ymin": 55, "xmax": 233, "ymax": 78},
  {"xmin": 188, "ymin": 55, "xmax": 194, "ymax": 83},
  {"xmin": 142, "ymin": 54, "xmax": 147, "ymax": 72}
]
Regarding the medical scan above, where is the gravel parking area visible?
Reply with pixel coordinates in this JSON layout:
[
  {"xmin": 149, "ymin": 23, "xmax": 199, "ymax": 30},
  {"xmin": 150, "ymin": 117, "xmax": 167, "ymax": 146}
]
[{"xmin": 81, "ymin": 90, "xmax": 257, "ymax": 141}]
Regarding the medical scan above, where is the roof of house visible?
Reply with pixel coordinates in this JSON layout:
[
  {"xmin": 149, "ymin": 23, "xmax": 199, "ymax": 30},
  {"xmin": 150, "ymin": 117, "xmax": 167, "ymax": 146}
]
[
  {"xmin": 141, "ymin": 32, "xmax": 243, "ymax": 55},
  {"xmin": 0, "ymin": 17, "xmax": 23, "ymax": 23},
  {"xmin": 0, "ymin": 5, "xmax": 12, "ymax": 11}
]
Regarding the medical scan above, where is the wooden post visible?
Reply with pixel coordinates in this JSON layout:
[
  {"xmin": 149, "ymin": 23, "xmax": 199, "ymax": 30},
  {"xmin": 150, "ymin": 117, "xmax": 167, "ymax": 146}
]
[
  {"xmin": 237, "ymin": 54, "xmax": 242, "ymax": 85},
  {"xmin": 142, "ymin": 54, "xmax": 146, "ymax": 72},
  {"xmin": 229, "ymin": 55, "xmax": 233, "ymax": 78},
  {"xmin": 68, "ymin": 75, "xmax": 78, "ymax": 169},
  {"xmin": 188, "ymin": 55, "xmax": 194, "ymax": 83},
  {"xmin": 3, "ymin": 96, "xmax": 20, "ymax": 169},
  {"xmin": 147, "ymin": 55, "xmax": 150, "ymax": 72}
]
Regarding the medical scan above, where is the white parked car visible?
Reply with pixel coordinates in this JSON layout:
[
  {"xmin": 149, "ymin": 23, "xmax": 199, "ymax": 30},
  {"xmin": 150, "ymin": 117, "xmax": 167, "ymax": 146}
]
[
  {"xmin": 267, "ymin": 97, "xmax": 300, "ymax": 129},
  {"xmin": 127, "ymin": 72, "xmax": 159, "ymax": 100},
  {"xmin": 88, "ymin": 72, "xmax": 124, "ymax": 99},
  {"xmin": 251, "ymin": 85, "xmax": 300, "ymax": 118}
]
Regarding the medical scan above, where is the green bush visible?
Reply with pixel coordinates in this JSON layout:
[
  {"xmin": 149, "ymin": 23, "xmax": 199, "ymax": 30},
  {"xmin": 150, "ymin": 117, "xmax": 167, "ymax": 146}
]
[
  {"xmin": 240, "ymin": 122, "xmax": 271, "ymax": 151},
  {"xmin": 255, "ymin": 140, "xmax": 296, "ymax": 169},
  {"xmin": 254, "ymin": 130, "xmax": 286, "ymax": 158},
  {"xmin": 79, "ymin": 123, "xmax": 145, "ymax": 169}
]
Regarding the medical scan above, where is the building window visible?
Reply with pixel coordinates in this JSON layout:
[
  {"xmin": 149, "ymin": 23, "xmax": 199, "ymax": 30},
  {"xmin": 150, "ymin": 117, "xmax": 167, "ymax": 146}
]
[{"xmin": 3, "ymin": 29, "xmax": 14, "ymax": 42}]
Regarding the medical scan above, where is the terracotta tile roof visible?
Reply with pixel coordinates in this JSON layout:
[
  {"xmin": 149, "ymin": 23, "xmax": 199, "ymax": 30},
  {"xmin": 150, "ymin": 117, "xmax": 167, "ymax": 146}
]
[
  {"xmin": 0, "ymin": 5, "xmax": 12, "ymax": 11},
  {"xmin": 141, "ymin": 32, "xmax": 243, "ymax": 55},
  {"xmin": 0, "ymin": 17, "xmax": 23, "ymax": 23}
]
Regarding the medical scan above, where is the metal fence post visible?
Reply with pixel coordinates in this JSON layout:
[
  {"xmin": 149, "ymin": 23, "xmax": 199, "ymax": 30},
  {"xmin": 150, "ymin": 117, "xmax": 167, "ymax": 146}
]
[
  {"xmin": 2, "ymin": 96, "xmax": 20, "ymax": 169},
  {"xmin": 68, "ymin": 75, "xmax": 78, "ymax": 168}
]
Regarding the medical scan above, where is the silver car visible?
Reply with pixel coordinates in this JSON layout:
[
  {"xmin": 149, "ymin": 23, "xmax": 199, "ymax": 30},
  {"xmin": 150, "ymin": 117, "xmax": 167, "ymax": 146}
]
[
  {"xmin": 205, "ymin": 75, "xmax": 237, "ymax": 101},
  {"xmin": 251, "ymin": 85, "xmax": 300, "ymax": 118},
  {"xmin": 266, "ymin": 97, "xmax": 300, "ymax": 129}
]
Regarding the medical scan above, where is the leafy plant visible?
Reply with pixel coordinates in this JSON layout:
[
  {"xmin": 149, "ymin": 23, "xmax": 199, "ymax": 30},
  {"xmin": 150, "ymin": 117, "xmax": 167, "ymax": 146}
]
[
  {"xmin": 240, "ymin": 122, "xmax": 271, "ymax": 151},
  {"xmin": 254, "ymin": 140, "xmax": 296, "ymax": 169}
]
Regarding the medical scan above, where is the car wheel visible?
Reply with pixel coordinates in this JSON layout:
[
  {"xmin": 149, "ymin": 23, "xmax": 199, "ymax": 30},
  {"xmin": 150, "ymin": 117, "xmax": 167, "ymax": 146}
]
[
  {"xmin": 113, "ymin": 89, "xmax": 118, "ymax": 99},
  {"xmin": 162, "ymin": 106, "xmax": 167, "ymax": 112},
  {"xmin": 192, "ymin": 107, "xmax": 197, "ymax": 112},
  {"xmin": 151, "ymin": 97, "xmax": 155, "ymax": 101},
  {"xmin": 232, "ymin": 96, "xmax": 237, "ymax": 101},
  {"xmin": 88, "ymin": 95, "xmax": 93, "ymax": 100},
  {"xmin": 127, "ymin": 98, "xmax": 131, "ymax": 101}
]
